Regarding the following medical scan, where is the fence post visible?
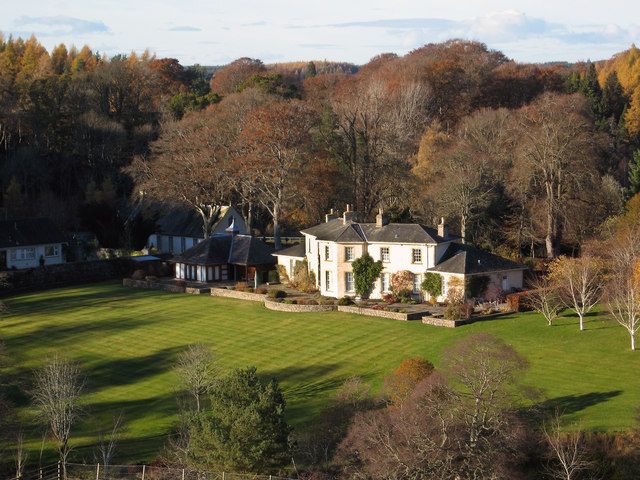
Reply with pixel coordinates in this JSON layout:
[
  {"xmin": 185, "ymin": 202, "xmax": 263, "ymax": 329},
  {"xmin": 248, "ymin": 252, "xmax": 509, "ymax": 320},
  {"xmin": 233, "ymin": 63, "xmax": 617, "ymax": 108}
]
[
  {"xmin": 141, "ymin": 465, "xmax": 146, "ymax": 480},
  {"xmin": 96, "ymin": 463, "xmax": 100, "ymax": 480}
]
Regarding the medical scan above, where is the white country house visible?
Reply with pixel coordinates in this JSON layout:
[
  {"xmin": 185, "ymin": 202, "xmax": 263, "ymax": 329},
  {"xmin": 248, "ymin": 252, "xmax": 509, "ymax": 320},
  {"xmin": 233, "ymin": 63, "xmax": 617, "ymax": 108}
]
[
  {"xmin": 0, "ymin": 218, "xmax": 67, "ymax": 270},
  {"xmin": 274, "ymin": 207, "xmax": 526, "ymax": 301}
]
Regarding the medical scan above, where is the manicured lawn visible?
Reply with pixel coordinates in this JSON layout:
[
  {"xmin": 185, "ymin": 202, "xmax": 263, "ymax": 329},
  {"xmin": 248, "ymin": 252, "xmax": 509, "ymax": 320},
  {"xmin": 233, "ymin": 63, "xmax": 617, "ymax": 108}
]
[{"xmin": 1, "ymin": 282, "xmax": 639, "ymax": 463}]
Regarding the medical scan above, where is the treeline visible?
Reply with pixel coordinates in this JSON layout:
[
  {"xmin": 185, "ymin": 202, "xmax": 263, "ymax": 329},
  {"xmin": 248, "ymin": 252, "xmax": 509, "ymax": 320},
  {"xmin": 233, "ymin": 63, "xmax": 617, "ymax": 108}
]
[{"xmin": 3, "ymin": 35, "xmax": 640, "ymax": 257}]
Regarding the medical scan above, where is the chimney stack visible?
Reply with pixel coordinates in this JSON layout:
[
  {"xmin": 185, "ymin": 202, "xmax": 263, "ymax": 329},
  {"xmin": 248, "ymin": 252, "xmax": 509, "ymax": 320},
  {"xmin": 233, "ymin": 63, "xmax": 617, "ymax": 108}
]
[
  {"xmin": 343, "ymin": 204, "xmax": 357, "ymax": 224},
  {"xmin": 438, "ymin": 217, "xmax": 448, "ymax": 238},
  {"xmin": 325, "ymin": 208, "xmax": 338, "ymax": 223},
  {"xmin": 375, "ymin": 208, "xmax": 389, "ymax": 228}
]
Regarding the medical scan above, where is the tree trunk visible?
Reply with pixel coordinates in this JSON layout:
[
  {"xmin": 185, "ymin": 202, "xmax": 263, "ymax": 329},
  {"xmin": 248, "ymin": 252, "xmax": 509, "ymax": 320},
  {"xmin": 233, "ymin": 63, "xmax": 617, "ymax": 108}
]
[
  {"xmin": 246, "ymin": 202, "xmax": 253, "ymax": 234},
  {"xmin": 545, "ymin": 207, "xmax": 556, "ymax": 258},
  {"xmin": 460, "ymin": 213, "xmax": 467, "ymax": 244},
  {"xmin": 632, "ymin": 332, "xmax": 636, "ymax": 351},
  {"xmin": 273, "ymin": 202, "xmax": 281, "ymax": 251},
  {"xmin": 579, "ymin": 312, "xmax": 584, "ymax": 331}
]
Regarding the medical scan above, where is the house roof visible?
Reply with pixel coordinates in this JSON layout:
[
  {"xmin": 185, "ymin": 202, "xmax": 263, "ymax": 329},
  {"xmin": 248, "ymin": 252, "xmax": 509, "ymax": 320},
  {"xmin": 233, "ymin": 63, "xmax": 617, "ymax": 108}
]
[
  {"xmin": 173, "ymin": 234, "xmax": 275, "ymax": 266},
  {"xmin": 273, "ymin": 242, "xmax": 305, "ymax": 258},
  {"xmin": 0, "ymin": 218, "xmax": 67, "ymax": 249},
  {"xmin": 428, "ymin": 243, "xmax": 527, "ymax": 275},
  {"xmin": 300, "ymin": 218, "xmax": 457, "ymax": 244},
  {"xmin": 154, "ymin": 205, "xmax": 231, "ymax": 238}
]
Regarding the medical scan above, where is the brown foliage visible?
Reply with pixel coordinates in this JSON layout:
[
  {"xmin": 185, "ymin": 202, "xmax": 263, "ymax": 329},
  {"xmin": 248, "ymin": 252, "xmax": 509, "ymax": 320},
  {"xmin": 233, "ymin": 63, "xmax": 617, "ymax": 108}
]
[
  {"xmin": 383, "ymin": 357, "xmax": 434, "ymax": 406},
  {"xmin": 209, "ymin": 57, "xmax": 265, "ymax": 95}
]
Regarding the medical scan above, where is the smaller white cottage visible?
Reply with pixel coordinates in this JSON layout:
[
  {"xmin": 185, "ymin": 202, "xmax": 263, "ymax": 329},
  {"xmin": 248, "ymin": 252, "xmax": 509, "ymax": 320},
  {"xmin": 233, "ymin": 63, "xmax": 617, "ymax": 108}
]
[
  {"xmin": 147, "ymin": 205, "xmax": 248, "ymax": 255},
  {"xmin": 0, "ymin": 218, "xmax": 67, "ymax": 270}
]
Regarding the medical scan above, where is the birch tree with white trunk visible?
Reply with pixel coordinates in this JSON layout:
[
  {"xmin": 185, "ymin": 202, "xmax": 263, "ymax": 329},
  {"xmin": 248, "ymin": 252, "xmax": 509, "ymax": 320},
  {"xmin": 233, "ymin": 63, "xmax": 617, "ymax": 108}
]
[
  {"xmin": 527, "ymin": 277, "xmax": 564, "ymax": 326},
  {"xmin": 549, "ymin": 256, "xmax": 605, "ymax": 331}
]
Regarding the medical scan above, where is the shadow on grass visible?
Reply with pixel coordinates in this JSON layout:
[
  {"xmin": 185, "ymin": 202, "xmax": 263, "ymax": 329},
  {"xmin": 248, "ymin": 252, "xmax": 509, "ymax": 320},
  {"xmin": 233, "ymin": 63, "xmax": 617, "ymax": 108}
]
[
  {"xmin": 84, "ymin": 346, "xmax": 184, "ymax": 392},
  {"xmin": 6, "ymin": 316, "xmax": 157, "ymax": 350},
  {"xmin": 535, "ymin": 390, "xmax": 622, "ymax": 417}
]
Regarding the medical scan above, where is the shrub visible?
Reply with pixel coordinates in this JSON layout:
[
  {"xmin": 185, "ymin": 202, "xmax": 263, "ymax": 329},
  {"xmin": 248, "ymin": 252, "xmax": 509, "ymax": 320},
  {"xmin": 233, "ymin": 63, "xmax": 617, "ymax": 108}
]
[
  {"xmin": 383, "ymin": 357, "xmax": 435, "ymax": 405},
  {"xmin": 268, "ymin": 269, "xmax": 280, "ymax": 284},
  {"xmin": 444, "ymin": 300, "xmax": 471, "ymax": 320},
  {"xmin": 391, "ymin": 270, "xmax": 414, "ymax": 298},
  {"xmin": 283, "ymin": 299, "xmax": 297, "ymax": 304},
  {"xmin": 381, "ymin": 292, "xmax": 397, "ymax": 304},
  {"xmin": 505, "ymin": 291, "xmax": 525, "ymax": 312},
  {"xmin": 337, "ymin": 296, "xmax": 355, "ymax": 306},
  {"xmin": 298, "ymin": 298, "xmax": 319, "ymax": 306},
  {"xmin": 318, "ymin": 298, "xmax": 336, "ymax": 306},
  {"xmin": 255, "ymin": 287, "xmax": 268, "ymax": 295},
  {"xmin": 145, "ymin": 275, "xmax": 158, "ymax": 282},
  {"xmin": 246, "ymin": 287, "xmax": 254, "ymax": 293},
  {"xmin": 485, "ymin": 283, "xmax": 505, "ymax": 302},
  {"xmin": 352, "ymin": 253, "xmax": 383, "ymax": 299},
  {"xmin": 276, "ymin": 265, "xmax": 289, "ymax": 283},
  {"xmin": 466, "ymin": 275, "xmax": 490, "ymax": 299},
  {"xmin": 267, "ymin": 289, "xmax": 287, "ymax": 299},
  {"xmin": 421, "ymin": 272, "xmax": 442, "ymax": 301},
  {"xmin": 235, "ymin": 282, "xmax": 248, "ymax": 291},
  {"xmin": 131, "ymin": 269, "xmax": 146, "ymax": 280}
]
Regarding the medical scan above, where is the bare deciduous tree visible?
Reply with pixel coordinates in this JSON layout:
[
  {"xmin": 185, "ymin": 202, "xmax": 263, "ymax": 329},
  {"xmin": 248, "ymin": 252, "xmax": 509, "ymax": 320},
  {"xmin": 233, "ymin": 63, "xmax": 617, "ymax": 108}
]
[
  {"xmin": 543, "ymin": 414, "xmax": 594, "ymax": 480},
  {"xmin": 549, "ymin": 256, "xmax": 605, "ymax": 331},
  {"xmin": 31, "ymin": 355, "xmax": 84, "ymax": 479},
  {"xmin": 95, "ymin": 413, "xmax": 124, "ymax": 474},
  {"xmin": 527, "ymin": 278, "xmax": 564, "ymax": 326},
  {"xmin": 175, "ymin": 344, "xmax": 217, "ymax": 412}
]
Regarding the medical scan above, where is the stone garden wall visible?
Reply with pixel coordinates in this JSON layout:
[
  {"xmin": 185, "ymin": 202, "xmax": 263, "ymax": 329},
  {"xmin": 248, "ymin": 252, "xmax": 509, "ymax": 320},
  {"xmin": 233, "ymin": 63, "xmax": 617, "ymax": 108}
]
[
  {"xmin": 210, "ymin": 288, "xmax": 266, "ymax": 302},
  {"xmin": 263, "ymin": 299, "xmax": 337, "ymax": 312},
  {"xmin": 337, "ymin": 305, "xmax": 426, "ymax": 321}
]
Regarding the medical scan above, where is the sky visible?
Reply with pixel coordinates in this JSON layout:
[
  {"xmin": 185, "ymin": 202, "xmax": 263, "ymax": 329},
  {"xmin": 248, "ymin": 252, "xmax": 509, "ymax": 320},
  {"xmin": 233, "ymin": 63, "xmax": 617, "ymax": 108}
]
[{"xmin": 2, "ymin": 0, "xmax": 640, "ymax": 66}]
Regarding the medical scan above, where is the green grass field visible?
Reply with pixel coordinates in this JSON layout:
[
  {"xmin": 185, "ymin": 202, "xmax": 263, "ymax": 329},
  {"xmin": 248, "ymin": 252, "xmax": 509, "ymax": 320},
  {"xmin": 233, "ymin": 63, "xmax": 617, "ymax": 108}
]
[{"xmin": 1, "ymin": 282, "xmax": 639, "ymax": 463}]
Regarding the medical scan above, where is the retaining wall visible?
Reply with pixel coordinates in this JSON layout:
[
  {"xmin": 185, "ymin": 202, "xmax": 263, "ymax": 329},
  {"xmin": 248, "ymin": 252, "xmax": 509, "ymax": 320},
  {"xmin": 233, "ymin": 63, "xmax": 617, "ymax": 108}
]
[
  {"xmin": 210, "ymin": 288, "xmax": 266, "ymax": 302},
  {"xmin": 421, "ymin": 316, "xmax": 471, "ymax": 328},
  {"xmin": 337, "ymin": 305, "xmax": 426, "ymax": 321},
  {"xmin": 122, "ymin": 278, "xmax": 185, "ymax": 293},
  {"xmin": 264, "ymin": 299, "xmax": 337, "ymax": 312}
]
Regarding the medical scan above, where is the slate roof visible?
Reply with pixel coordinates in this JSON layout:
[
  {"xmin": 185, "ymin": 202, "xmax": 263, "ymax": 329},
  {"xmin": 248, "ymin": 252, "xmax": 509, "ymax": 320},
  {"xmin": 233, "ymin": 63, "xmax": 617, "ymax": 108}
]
[
  {"xmin": 154, "ymin": 206, "xmax": 230, "ymax": 237},
  {"xmin": 173, "ymin": 234, "xmax": 275, "ymax": 266},
  {"xmin": 427, "ymin": 243, "xmax": 527, "ymax": 275},
  {"xmin": 274, "ymin": 243, "xmax": 305, "ymax": 258},
  {"xmin": 300, "ymin": 218, "xmax": 457, "ymax": 244},
  {"xmin": 0, "ymin": 218, "xmax": 67, "ymax": 249}
]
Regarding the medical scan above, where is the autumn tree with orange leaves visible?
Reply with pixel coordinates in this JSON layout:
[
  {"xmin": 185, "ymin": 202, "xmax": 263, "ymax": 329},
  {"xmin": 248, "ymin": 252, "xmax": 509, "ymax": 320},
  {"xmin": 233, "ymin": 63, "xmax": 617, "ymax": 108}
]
[{"xmin": 236, "ymin": 99, "xmax": 318, "ymax": 249}]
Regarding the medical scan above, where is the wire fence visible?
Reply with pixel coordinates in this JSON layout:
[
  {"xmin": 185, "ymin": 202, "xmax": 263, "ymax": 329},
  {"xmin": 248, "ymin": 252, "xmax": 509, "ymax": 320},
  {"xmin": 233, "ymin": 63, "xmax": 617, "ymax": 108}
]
[{"xmin": 12, "ymin": 463, "xmax": 295, "ymax": 480}]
